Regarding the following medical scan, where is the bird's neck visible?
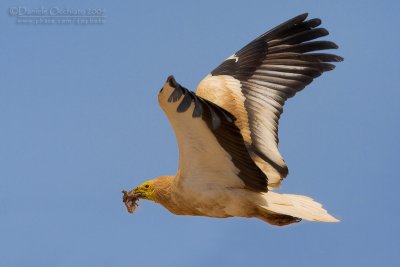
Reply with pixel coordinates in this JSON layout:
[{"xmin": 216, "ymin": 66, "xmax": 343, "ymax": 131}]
[{"xmin": 153, "ymin": 175, "xmax": 174, "ymax": 204}]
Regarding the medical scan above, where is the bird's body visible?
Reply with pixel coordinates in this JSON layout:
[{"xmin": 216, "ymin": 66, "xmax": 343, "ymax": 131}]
[
  {"xmin": 153, "ymin": 176, "xmax": 255, "ymax": 218},
  {"xmin": 124, "ymin": 13, "xmax": 342, "ymax": 226}
]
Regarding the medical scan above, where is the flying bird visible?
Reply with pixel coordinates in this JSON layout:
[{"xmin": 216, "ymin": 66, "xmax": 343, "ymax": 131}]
[{"xmin": 123, "ymin": 13, "xmax": 342, "ymax": 226}]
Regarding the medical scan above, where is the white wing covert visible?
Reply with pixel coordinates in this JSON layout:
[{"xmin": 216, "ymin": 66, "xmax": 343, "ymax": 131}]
[{"xmin": 158, "ymin": 76, "xmax": 269, "ymax": 192}]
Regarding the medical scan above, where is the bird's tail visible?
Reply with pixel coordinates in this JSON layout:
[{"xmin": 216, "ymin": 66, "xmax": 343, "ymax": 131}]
[{"xmin": 256, "ymin": 192, "xmax": 339, "ymax": 226}]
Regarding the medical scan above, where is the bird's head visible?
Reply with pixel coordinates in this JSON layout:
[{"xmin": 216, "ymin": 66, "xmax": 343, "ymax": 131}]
[
  {"xmin": 131, "ymin": 180, "xmax": 156, "ymax": 201},
  {"xmin": 122, "ymin": 180, "xmax": 156, "ymax": 213},
  {"xmin": 122, "ymin": 176, "xmax": 173, "ymax": 213}
]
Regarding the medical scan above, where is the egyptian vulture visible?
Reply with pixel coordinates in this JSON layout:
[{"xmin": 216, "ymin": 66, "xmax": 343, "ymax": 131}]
[{"xmin": 123, "ymin": 13, "xmax": 342, "ymax": 226}]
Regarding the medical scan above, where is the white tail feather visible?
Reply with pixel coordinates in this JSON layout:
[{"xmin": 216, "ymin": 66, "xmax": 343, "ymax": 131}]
[{"xmin": 261, "ymin": 192, "xmax": 339, "ymax": 222}]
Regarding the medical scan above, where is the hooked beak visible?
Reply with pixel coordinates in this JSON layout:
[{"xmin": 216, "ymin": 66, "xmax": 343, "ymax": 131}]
[
  {"xmin": 132, "ymin": 187, "xmax": 145, "ymax": 198},
  {"xmin": 122, "ymin": 189, "xmax": 142, "ymax": 201}
]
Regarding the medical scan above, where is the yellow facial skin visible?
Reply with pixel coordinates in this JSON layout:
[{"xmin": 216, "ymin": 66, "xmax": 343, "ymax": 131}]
[{"xmin": 132, "ymin": 180, "xmax": 156, "ymax": 202}]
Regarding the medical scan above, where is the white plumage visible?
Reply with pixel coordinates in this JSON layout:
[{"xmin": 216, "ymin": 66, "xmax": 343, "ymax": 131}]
[{"xmin": 126, "ymin": 13, "xmax": 342, "ymax": 226}]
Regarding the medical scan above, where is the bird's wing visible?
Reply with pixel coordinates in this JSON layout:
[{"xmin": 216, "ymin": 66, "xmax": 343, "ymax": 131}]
[
  {"xmin": 158, "ymin": 76, "xmax": 269, "ymax": 192},
  {"xmin": 196, "ymin": 13, "xmax": 342, "ymax": 188}
]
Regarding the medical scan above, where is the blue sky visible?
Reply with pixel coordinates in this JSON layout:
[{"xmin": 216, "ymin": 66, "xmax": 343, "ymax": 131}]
[{"xmin": 1, "ymin": 0, "xmax": 399, "ymax": 266}]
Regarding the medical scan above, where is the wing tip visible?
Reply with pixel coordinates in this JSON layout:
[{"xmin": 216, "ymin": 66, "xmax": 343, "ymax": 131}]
[
  {"xmin": 295, "ymin": 12, "xmax": 309, "ymax": 22},
  {"xmin": 335, "ymin": 55, "xmax": 344, "ymax": 62},
  {"xmin": 166, "ymin": 75, "xmax": 177, "ymax": 88}
]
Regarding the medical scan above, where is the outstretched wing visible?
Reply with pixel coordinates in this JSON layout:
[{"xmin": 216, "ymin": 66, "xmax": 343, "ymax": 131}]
[
  {"xmin": 196, "ymin": 13, "xmax": 342, "ymax": 188},
  {"xmin": 158, "ymin": 76, "xmax": 269, "ymax": 192}
]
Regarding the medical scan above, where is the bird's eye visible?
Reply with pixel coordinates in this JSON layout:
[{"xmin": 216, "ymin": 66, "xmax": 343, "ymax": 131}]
[{"xmin": 144, "ymin": 184, "xmax": 149, "ymax": 188}]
